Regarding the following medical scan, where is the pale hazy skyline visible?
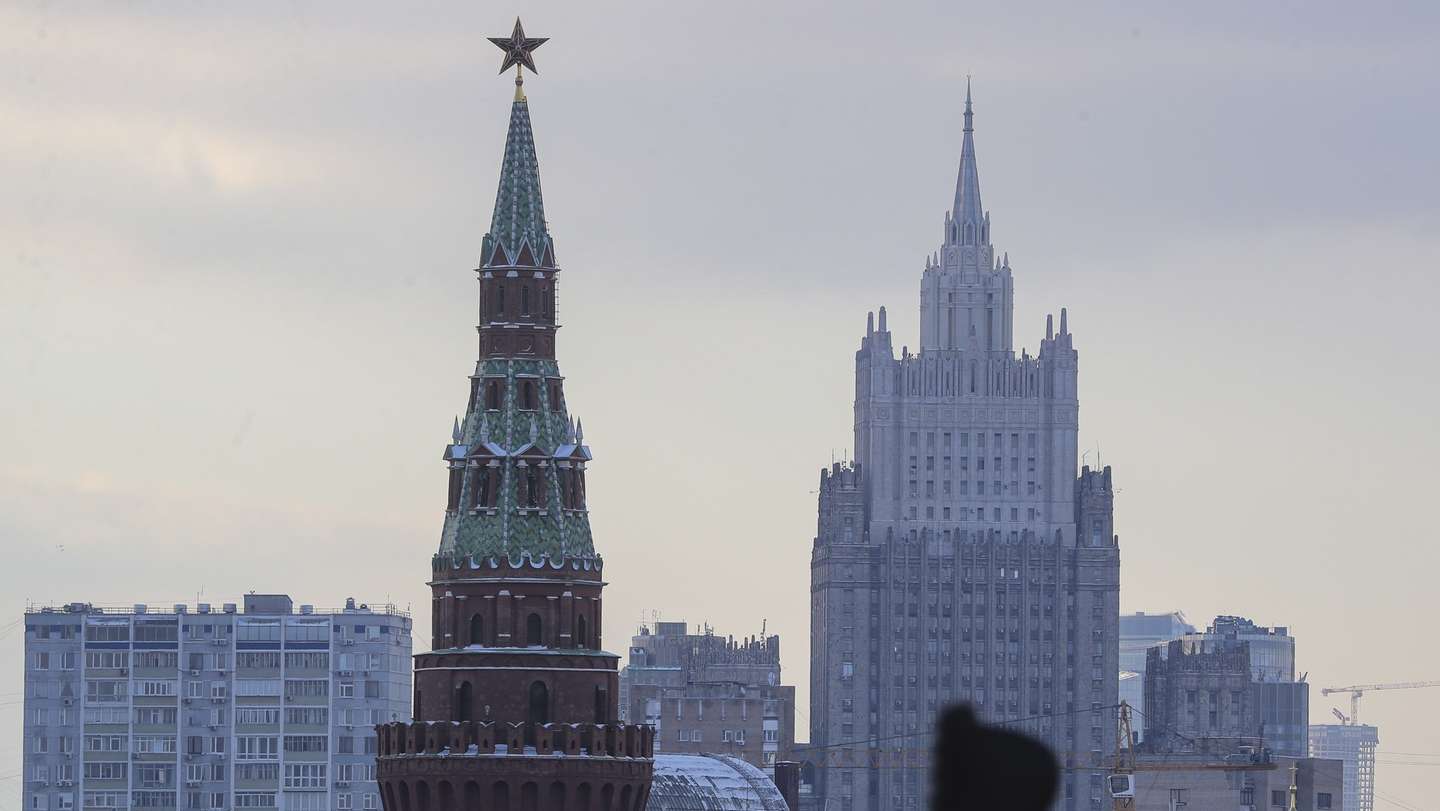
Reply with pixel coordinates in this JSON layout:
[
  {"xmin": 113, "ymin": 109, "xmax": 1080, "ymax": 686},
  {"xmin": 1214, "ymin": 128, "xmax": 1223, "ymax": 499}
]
[{"xmin": 4, "ymin": 2, "xmax": 1439, "ymax": 807}]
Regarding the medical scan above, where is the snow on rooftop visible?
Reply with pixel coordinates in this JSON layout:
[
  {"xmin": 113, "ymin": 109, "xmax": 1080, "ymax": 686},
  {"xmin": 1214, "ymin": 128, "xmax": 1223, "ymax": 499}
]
[{"xmin": 647, "ymin": 754, "xmax": 788, "ymax": 811}]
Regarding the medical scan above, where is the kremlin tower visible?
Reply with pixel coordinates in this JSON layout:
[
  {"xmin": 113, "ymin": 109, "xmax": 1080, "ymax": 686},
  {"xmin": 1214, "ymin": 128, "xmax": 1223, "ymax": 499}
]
[{"xmin": 374, "ymin": 21, "xmax": 654, "ymax": 811}]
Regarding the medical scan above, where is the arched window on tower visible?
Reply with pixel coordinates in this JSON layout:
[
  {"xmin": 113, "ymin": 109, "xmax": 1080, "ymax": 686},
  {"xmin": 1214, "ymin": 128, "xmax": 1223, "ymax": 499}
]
[
  {"xmin": 496, "ymin": 284, "xmax": 506, "ymax": 318},
  {"xmin": 576, "ymin": 614, "xmax": 588, "ymax": 649},
  {"xmin": 526, "ymin": 613, "xmax": 543, "ymax": 646},
  {"xmin": 529, "ymin": 681, "xmax": 550, "ymax": 725},
  {"xmin": 447, "ymin": 467, "xmax": 463, "ymax": 512},
  {"xmin": 519, "ymin": 380, "xmax": 539, "ymax": 410},
  {"xmin": 484, "ymin": 380, "xmax": 503, "ymax": 411},
  {"xmin": 542, "ymin": 285, "xmax": 554, "ymax": 320},
  {"xmin": 593, "ymin": 685, "xmax": 608, "ymax": 723},
  {"xmin": 470, "ymin": 468, "xmax": 492, "ymax": 510},
  {"xmin": 517, "ymin": 466, "xmax": 543, "ymax": 508},
  {"xmin": 469, "ymin": 613, "xmax": 483, "ymax": 647},
  {"xmin": 522, "ymin": 285, "xmax": 531, "ymax": 316},
  {"xmin": 457, "ymin": 681, "xmax": 473, "ymax": 722}
]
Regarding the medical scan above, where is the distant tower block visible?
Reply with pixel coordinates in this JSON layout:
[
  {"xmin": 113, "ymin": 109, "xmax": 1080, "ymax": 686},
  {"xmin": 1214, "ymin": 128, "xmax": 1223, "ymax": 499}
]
[{"xmin": 811, "ymin": 82, "xmax": 1120, "ymax": 811}]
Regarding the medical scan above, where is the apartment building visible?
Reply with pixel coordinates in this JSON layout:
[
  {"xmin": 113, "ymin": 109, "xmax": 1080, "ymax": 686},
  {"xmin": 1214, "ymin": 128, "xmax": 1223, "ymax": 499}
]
[{"xmin": 22, "ymin": 594, "xmax": 411, "ymax": 811}]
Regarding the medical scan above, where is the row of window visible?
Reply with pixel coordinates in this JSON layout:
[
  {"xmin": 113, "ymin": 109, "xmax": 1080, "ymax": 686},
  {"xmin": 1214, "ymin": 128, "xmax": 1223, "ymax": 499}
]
[
  {"xmin": 482, "ymin": 279, "xmax": 555, "ymax": 322},
  {"xmin": 475, "ymin": 376, "xmax": 563, "ymax": 412},
  {"xmin": 910, "ymin": 431, "xmax": 1038, "ymax": 450},
  {"xmin": 449, "ymin": 463, "xmax": 586, "ymax": 512}
]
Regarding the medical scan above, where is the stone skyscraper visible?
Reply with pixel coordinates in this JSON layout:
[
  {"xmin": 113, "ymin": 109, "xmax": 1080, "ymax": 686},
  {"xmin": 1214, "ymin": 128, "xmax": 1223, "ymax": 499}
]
[{"xmin": 810, "ymin": 85, "xmax": 1121, "ymax": 811}]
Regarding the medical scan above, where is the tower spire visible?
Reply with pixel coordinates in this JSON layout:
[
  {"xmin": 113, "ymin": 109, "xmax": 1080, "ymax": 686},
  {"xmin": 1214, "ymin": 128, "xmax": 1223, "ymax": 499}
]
[
  {"xmin": 440, "ymin": 26, "xmax": 594, "ymax": 561},
  {"xmin": 952, "ymin": 78, "xmax": 986, "ymax": 246}
]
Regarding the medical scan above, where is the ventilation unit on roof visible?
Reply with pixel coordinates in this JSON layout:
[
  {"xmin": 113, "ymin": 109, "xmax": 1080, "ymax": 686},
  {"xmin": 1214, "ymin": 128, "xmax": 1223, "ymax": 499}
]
[
  {"xmin": 300, "ymin": 605, "xmax": 314, "ymax": 615},
  {"xmin": 133, "ymin": 604, "xmax": 148, "ymax": 614},
  {"xmin": 175, "ymin": 604, "xmax": 188, "ymax": 613},
  {"xmin": 197, "ymin": 604, "xmax": 211, "ymax": 614},
  {"xmin": 222, "ymin": 603, "xmax": 237, "ymax": 614}
]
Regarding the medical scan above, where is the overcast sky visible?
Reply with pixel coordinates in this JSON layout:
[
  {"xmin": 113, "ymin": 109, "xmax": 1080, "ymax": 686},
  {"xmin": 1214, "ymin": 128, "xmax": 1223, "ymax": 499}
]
[{"xmin": 3, "ymin": 1, "xmax": 1439, "ymax": 807}]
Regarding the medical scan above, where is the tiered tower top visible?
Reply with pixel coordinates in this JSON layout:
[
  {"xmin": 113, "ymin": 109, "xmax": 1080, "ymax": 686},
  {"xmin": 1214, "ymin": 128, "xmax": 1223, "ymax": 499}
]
[{"xmin": 437, "ymin": 45, "xmax": 595, "ymax": 561}]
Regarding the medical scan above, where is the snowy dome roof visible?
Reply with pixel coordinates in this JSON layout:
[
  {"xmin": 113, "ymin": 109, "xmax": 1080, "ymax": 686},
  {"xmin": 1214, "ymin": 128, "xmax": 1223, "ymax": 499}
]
[{"xmin": 646, "ymin": 754, "xmax": 789, "ymax": 811}]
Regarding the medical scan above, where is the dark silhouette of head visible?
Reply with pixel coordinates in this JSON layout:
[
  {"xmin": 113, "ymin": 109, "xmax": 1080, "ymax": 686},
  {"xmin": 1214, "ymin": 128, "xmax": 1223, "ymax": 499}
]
[{"xmin": 932, "ymin": 705, "xmax": 1060, "ymax": 810}]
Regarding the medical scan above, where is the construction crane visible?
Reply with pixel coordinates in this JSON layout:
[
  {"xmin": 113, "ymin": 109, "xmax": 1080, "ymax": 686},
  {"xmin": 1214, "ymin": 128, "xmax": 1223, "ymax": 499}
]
[{"xmin": 1320, "ymin": 681, "xmax": 1440, "ymax": 725}]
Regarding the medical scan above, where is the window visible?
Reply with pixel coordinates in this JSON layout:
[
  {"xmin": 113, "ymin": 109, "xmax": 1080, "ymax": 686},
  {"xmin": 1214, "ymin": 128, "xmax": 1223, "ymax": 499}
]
[
  {"xmin": 136, "ymin": 680, "xmax": 176, "ymax": 697},
  {"xmin": 237, "ymin": 708, "xmax": 280, "ymax": 726},
  {"xmin": 284, "ymin": 621, "xmax": 327, "ymax": 643},
  {"xmin": 283, "ymin": 679, "xmax": 329, "ymax": 699},
  {"xmin": 283, "ymin": 763, "xmax": 327, "ymax": 789},
  {"xmin": 1271, "ymin": 790, "xmax": 1286, "ymax": 807},
  {"xmin": 236, "ymin": 619, "xmax": 280, "ymax": 642},
  {"xmin": 234, "ymin": 680, "xmax": 280, "ymax": 697},
  {"xmin": 235, "ymin": 764, "xmax": 279, "ymax": 782},
  {"xmin": 235, "ymin": 736, "xmax": 279, "ymax": 761},
  {"xmin": 484, "ymin": 378, "xmax": 504, "ymax": 410},
  {"xmin": 132, "ymin": 735, "xmax": 177, "ymax": 754},
  {"xmin": 518, "ymin": 378, "xmax": 539, "ymax": 410},
  {"xmin": 85, "ymin": 651, "xmax": 127, "ymax": 669},
  {"xmin": 1317, "ymin": 793, "xmax": 1333, "ymax": 809},
  {"xmin": 282, "ymin": 735, "xmax": 328, "ymax": 754},
  {"xmin": 285, "ymin": 707, "xmax": 328, "ymax": 726}
]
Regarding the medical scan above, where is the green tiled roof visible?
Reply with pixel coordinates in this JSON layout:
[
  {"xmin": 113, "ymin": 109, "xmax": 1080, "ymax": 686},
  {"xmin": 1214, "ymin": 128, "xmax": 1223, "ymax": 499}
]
[
  {"xmin": 438, "ymin": 358, "xmax": 594, "ymax": 561},
  {"xmin": 482, "ymin": 99, "xmax": 552, "ymax": 265},
  {"xmin": 437, "ymin": 94, "xmax": 591, "ymax": 562}
]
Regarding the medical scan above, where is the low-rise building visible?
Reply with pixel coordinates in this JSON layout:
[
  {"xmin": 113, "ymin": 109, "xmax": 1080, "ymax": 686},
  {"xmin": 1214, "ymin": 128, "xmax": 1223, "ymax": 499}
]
[
  {"xmin": 1129, "ymin": 754, "xmax": 1344, "ymax": 811},
  {"xmin": 620, "ymin": 621, "xmax": 795, "ymax": 775}
]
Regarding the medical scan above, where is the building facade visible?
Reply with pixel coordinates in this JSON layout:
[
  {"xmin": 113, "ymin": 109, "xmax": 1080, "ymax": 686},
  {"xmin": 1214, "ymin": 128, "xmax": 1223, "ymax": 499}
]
[
  {"xmin": 1130, "ymin": 755, "xmax": 1343, "ymax": 811},
  {"xmin": 1309, "ymin": 724, "xmax": 1377, "ymax": 811},
  {"xmin": 372, "ymin": 47, "xmax": 653, "ymax": 811},
  {"xmin": 620, "ymin": 622, "xmax": 796, "ymax": 773},
  {"xmin": 1119, "ymin": 612, "xmax": 1195, "ymax": 724},
  {"xmin": 809, "ymin": 86, "xmax": 1122, "ymax": 811},
  {"xmin": 22, "ymin": 594, "xmax": 411, "ymax": 811},
  {"xmin": 1141, "ymin": 638, "xmax": 1257, "ymax": 754},
  {"xmin": 1186, "ymin": 617, "xmax": 1295, "ymax": 684},
  {"xmin": 1180, "ymin": 616, "xmax": 1309, "ymax": 758}
]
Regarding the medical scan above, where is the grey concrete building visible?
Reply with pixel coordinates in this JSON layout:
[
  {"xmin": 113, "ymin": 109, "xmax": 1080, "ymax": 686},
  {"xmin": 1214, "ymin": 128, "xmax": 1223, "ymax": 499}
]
[
  {"xmin": 1129, "ymin": 754, "xmax": 1344, "ymax": 811},
  {"xmin": 809, "ymin": 84, "xmax": 1121, "ymax": 811},
  {"xmin": 1188, "ymin": 617, "xmax": 1296, "ymax": 684},
  {"xmin": 620, "ymin": 622, "xmax": 795, "ymax": 776},
  {"xmin": 1175, "ymin": 616, "xmax": 1310, "ymax": 758},
  {"xmin": 22, "ymin": 594, "xmax": 411, "ymax": 811},
  {"xmin": 1141, "ymin": 637, "xmax": 1258, "ymax": 754},
  {"xmin": 1309, "ymin": 724, "xmax": 1378, "ymax": 811},
  {"xmin": 1119, "ymin": 612, "xmax": 1194, "ymax": 722}
]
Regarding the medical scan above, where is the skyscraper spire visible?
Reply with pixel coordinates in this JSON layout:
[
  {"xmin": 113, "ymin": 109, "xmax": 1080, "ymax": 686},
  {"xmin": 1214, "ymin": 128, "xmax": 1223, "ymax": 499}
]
[{"xmin": 951, "ymin": 78, "xmax": 986, "ymax": 246}]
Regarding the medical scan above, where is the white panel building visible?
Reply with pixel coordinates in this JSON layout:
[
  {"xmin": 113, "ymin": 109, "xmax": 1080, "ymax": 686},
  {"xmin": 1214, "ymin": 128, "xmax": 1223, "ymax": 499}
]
[{"xmin": 22, "ymin": 594, "xmax": 411, "ymax": 811}]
